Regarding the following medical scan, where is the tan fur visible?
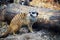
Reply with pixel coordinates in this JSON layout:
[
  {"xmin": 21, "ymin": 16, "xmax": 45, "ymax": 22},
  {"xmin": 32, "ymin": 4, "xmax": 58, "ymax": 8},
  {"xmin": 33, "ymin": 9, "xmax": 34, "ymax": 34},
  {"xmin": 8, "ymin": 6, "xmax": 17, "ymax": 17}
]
[{"xmin": 1, "ymin": 13, "xmax": 33, "ymax": 36}]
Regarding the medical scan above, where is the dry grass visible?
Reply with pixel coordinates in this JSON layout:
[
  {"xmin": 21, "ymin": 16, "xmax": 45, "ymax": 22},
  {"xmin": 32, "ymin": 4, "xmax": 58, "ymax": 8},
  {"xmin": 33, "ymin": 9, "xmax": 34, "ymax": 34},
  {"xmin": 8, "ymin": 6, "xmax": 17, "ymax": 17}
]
[{"xmin": 30, "ymin": 0, "xmax": 60, "ymax": 10}]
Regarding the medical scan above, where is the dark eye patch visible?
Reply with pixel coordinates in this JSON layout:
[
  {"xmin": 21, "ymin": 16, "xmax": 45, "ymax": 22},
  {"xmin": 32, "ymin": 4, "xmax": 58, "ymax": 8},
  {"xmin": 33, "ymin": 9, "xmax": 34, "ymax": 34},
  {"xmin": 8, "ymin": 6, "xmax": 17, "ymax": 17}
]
[
  {"xmin": 32, "ymin": 12, "xmax": 38, "ymax": 15},
  {"xmin": 21, "ymin": 1, "xmax": 24, "ymax": 2},
  {"xmin": 29, "ymin": 12, "xmax": 38, "ymax": 16},
  {"xmin": 32, "ymin": 12, "xmax": 35, "ymax": 14}
]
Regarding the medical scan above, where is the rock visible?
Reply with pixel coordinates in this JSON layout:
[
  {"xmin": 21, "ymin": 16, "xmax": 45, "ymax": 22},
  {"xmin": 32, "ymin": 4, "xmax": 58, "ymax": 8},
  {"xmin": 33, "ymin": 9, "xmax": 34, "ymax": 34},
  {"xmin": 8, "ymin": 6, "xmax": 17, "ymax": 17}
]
[{"xmin": 0, "ymin": 30, "xmax": 55, "ymax": 40}]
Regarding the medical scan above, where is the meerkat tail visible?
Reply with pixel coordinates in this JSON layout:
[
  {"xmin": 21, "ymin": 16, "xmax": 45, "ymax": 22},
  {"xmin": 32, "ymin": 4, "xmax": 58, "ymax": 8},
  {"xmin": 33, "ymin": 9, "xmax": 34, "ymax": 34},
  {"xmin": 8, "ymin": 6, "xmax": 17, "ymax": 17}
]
[{"xmin": 0, "ymin": 27, "xmax": 11, "ymax": 38}]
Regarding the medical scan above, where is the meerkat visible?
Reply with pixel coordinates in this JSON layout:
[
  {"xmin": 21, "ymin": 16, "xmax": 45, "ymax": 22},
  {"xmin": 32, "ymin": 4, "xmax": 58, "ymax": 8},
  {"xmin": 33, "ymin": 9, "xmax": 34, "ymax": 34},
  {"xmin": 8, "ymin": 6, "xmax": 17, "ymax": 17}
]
[
  {"xmin": 0, "ymin": 11, "xmax": 38, "ymax": 38},
  {"xmin": 19, "ymin": 0, "xmax": 32, "ymax": 6}
]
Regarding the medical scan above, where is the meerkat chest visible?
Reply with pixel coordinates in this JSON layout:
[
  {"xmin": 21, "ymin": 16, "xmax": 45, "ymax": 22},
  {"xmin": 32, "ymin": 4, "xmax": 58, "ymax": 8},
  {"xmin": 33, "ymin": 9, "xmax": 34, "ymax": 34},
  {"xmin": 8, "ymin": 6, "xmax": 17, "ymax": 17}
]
[{"xmin": 29, "ymin": 16, "xmax": 37, "ymax": 23}]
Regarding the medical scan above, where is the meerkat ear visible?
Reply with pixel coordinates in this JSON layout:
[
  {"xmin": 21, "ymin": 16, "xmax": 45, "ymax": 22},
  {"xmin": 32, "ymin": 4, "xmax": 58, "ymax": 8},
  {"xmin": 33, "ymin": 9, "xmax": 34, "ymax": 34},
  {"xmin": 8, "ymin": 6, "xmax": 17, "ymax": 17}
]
[
  {"xmin": 24, "ymin": 13, "xmax": 27, "ymax": 16},
  {"xmin": 29, "ymin": 12, "xmax": 31, "ymax": 14},
  {"xmin": 37, "ymin": 12, "xmax": 38, "ymax": 15},
  {"xmin": 29, "ymin": 12, "xmax": 30, "ymax": 13}
]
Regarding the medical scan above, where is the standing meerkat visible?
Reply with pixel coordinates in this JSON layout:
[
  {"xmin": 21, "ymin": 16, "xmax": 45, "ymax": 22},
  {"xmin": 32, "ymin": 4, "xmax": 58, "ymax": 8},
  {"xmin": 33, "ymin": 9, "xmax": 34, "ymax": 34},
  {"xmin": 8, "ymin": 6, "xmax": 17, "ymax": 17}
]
[{"xmin": 0, "ymin": 12, "xmax": 38, "ymax": 38}]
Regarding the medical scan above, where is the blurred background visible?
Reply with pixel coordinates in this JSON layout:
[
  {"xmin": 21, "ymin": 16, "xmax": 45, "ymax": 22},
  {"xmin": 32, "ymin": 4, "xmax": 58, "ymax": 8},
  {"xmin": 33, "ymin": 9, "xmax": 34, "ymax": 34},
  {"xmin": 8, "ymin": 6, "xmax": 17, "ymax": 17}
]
[{"xmin": 0, "ymin": 0, "xmax": 60, "ymax": 40}]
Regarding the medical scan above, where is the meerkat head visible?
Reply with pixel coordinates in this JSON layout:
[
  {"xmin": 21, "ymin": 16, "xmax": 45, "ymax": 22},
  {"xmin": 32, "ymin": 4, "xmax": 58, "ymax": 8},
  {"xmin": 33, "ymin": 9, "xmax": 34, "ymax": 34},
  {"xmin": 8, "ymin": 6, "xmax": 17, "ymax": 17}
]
[
  {"xmin": 20, "ymin": 0, "xmax": 30, "ymax": 5},
  {"xmin": 29, "ymin": 11, "xmax": 38, "ymax": 18},
  {"xmin": 20, "ymin": 0, "xmax": 25, "ymax": 5}
]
